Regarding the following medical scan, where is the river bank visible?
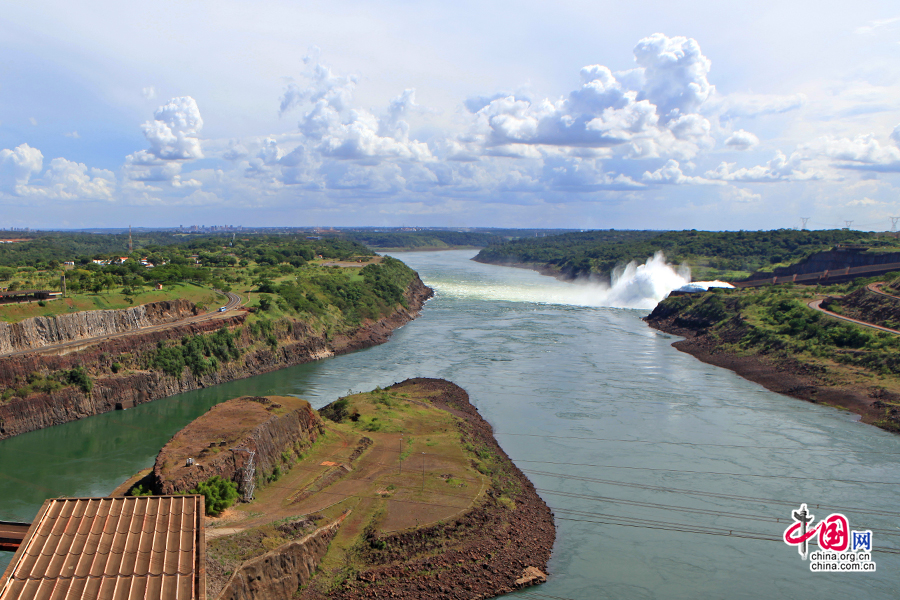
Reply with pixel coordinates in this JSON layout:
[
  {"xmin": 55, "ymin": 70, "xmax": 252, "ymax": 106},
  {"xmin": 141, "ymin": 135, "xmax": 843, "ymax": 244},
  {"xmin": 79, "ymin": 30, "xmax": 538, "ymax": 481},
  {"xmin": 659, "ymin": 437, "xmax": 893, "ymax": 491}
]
[
  {"xmin": 644, "ymin": 299, "xmax": 900, "ymax": 434},
  {"xmin": 0, "ymin": 276, "xmax": 433, "ymax": 440}
]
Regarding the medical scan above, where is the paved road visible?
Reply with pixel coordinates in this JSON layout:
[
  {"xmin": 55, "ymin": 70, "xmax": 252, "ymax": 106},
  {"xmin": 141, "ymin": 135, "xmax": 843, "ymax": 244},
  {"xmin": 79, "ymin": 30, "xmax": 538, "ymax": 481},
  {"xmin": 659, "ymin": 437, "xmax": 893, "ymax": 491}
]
[
  {"xmin": 866, "ymin": 281, "xmax": 900, "ymax": 301},
  {"xmin": 0, "ymin": 290, "xmax": 244, "ymax": 358},
  {"xmin": 807, "ymin": 284, "xmax": 900, "ymax": 335}
]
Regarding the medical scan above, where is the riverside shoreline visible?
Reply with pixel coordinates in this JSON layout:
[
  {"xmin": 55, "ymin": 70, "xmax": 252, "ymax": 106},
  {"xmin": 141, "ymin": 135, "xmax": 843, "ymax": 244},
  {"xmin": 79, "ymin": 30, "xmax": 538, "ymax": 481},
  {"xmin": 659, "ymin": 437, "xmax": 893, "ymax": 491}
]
[{"xmin": 643, "ymin": 311, "xmax": 900, "ymax": 434}]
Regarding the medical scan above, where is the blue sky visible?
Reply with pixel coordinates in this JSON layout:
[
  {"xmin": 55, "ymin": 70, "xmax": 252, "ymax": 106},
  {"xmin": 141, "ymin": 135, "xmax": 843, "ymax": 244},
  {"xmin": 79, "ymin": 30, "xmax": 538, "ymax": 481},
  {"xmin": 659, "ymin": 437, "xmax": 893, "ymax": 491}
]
[{"xmin": 1, "ymin": 1, "xmax": 899, "ymax": 230}]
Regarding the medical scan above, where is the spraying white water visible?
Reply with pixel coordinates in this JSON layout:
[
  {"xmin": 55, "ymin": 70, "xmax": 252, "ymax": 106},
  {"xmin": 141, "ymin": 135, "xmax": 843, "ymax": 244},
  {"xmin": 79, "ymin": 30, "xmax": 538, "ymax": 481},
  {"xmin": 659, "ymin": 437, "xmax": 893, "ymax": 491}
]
[{"xmin": 419, "ymin": 250, "xmax": 730, "ymax": 310}]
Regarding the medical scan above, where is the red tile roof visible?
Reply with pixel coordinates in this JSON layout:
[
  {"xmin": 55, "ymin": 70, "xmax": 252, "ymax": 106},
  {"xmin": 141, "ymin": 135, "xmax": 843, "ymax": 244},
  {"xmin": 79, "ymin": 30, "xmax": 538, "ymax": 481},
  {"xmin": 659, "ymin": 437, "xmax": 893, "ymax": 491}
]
[{"xmin": 0, "ymin": 496, "xmax": 205, "ymax": 600}]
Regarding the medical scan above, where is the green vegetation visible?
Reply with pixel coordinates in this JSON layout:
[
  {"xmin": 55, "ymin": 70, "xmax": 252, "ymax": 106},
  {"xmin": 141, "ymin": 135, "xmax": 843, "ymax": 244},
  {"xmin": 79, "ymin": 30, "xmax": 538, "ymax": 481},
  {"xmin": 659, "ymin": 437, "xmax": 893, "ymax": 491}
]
[
  {"xmin": 270, "ymin": 256, "xmax": 416, "ymax": 325},
  {"xmin": 0, "ymin": 232, "xmax": 376, "ymax": 322},
  {"xmin": 475, "ymin": 229, "xmax": 900, "ymax": 281},
  {"xmin": 654, "ymin": 277, "xmax": 900, "ymax": 378},
  {"xmin": 188, "ymin": 475, "xmax": 239, "ymax": 517},
  {"xmin": 128, "ymin": 483, "xmax": 153, "ymax": 497},
  {"xmin": 66, "ymin": 366, "xmax": 93, "ymax": 393},
  {"xmin": 150, "ymin": 327, "xmax": 242, "ymax": 377}
]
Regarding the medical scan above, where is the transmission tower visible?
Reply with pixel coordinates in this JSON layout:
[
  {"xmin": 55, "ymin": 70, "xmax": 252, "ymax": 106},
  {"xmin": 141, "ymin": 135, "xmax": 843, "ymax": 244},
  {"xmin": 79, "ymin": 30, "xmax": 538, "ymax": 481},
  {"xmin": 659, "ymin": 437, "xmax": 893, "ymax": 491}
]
[
  {"xmin": 891, "ymin": 217, "xmax": 900, "ymax": 232},
  {"xmin": 231, "ymin": 448, "xmax": 256, "ymax": 502},
  {"xmin": 800, "ymin": 218, "xmax": 810, "ymax": 230},
  {"xmin": 844, "ymin": 220, "xmax": 853, "ymax": 230},
  {"xmin": 128, "ymin": 225, "xmax": 133, "ymax": 254}
]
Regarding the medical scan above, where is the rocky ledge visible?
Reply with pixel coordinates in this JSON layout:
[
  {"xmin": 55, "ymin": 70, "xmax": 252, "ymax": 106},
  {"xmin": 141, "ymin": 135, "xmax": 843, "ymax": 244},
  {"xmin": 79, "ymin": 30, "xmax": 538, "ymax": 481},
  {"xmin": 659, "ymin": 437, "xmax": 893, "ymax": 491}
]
[
  {"xmin": 0, "ymin": 276, "xmax": 433, "ymax": 440},
  {"xmin": 153, "ymin": 395, "xmax": 324, "ymax": 495}
]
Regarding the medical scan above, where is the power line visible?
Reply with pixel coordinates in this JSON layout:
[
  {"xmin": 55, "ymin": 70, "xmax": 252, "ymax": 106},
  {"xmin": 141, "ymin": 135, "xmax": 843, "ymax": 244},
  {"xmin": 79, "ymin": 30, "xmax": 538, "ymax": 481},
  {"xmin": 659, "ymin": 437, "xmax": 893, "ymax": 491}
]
[
  {"xmin": 552, "ymin": 514, "xmax": 900, "ymax": 555},
  {"xmin": 538, "ymin": 489, "xmax": 900, "ymax": 537},
  {"xmin": 512, "ymin": 458, "xmax": 900, "ymax": 488},
  {"xmin": 521, "ymin": 469, "xmax": 900, "ymax": 518},
  {"xmin": 496, "ymin": 432, "xmax": 900, "ymax": 455}
]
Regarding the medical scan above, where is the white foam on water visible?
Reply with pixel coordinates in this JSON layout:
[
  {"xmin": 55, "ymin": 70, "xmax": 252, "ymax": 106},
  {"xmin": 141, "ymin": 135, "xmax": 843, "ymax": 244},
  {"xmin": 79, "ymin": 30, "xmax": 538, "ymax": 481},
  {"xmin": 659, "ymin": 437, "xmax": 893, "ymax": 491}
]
[{"xmin": 430, "ymin": 251, "xmax": 696, "ymax": 310}]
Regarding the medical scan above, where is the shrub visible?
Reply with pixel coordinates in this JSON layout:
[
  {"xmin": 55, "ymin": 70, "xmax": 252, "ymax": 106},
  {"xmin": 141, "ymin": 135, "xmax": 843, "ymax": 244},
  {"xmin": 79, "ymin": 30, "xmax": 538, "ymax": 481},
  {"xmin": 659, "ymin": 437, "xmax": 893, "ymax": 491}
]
[
  {"xmin": 320, "ymin": 398, "xmax": 349, "ymax": 422},
  {"xmin": 129, "ymin": 484, "xmax": 153, "ymax": 497},
  {"xmin": 66, "ymin": 366, "xmax": 93, "ymax": 393},
  {"xmin": 188, "ymin": 476, "xmax": 239, "ymax": 517}
]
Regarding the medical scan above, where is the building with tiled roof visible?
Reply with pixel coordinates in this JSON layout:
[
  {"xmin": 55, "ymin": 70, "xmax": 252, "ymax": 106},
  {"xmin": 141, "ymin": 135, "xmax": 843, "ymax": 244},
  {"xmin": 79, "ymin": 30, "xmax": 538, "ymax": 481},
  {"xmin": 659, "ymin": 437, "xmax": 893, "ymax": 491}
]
[{"xmin": 0, "ymin": 496, "xmax": 205, "ymax": 600}]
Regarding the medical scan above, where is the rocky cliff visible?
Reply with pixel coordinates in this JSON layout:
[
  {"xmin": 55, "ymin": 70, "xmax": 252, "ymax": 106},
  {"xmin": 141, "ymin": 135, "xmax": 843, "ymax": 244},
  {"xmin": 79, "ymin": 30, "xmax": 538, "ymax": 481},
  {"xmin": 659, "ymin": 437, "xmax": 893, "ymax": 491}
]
[
  {"xmin": 216, "ymin": 515, "xmax": 347, "ymax": 600},
  {"xmin": 0, "ymin": 276, "xmax": 433, "ymax": 440},
  {"xmin": 0, "ymin": 299, "xmax": 198, "ymax": 354},
  {"xmin": 153, "ymin": 396, "xmax": 323, "ymax": 495}
]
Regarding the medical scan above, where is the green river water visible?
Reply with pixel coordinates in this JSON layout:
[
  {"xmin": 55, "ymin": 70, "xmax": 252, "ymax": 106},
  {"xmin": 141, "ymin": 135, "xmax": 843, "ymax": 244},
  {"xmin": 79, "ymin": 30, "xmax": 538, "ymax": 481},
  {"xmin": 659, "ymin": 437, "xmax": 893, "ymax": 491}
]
[{"xmin": 1, "ymin": 250, "xmax": 898, "ymax": 599}]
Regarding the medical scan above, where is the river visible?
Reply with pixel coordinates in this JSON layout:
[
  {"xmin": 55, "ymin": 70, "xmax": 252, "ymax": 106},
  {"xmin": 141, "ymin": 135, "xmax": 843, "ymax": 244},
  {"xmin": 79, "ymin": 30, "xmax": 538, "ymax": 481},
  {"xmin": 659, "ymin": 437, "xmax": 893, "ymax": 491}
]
[{"xmin": 1, "ymin": 250, "xmax": 898, "ymax": 599}]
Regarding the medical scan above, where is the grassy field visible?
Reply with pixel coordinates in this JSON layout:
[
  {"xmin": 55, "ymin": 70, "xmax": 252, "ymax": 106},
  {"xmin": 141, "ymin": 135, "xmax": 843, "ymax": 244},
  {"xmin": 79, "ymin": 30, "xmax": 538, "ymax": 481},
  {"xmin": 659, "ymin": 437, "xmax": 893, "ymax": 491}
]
[{"xmin": 0, "ymin": 283, "xmax": 224, "ymax": 323}]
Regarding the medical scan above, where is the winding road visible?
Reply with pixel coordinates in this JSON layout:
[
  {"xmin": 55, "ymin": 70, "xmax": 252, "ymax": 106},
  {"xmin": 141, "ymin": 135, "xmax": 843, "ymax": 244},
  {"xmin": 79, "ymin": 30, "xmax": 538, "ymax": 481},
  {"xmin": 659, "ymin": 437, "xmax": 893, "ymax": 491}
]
[
  {"xmin": 807, "ymin": 282, "xmax": 900, "ymax": 335},
  {"xmin": 0, "ymin": 290, "xmax": 244, "ymax": 358}
]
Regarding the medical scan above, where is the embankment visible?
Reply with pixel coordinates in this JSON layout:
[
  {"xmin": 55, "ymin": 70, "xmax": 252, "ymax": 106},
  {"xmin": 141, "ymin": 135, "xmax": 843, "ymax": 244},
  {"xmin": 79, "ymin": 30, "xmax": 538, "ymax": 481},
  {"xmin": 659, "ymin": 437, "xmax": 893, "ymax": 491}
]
[
  {"xmin": 0, "ymin": 299, "xmax": 198, "ymax": 354},
  {"xmin": 0, "ymin": 276, "xmax": 433, "ymax": 440},
  {"xmin": 153, "ymin": 396, "xmax": 323, "ymax": 495}
]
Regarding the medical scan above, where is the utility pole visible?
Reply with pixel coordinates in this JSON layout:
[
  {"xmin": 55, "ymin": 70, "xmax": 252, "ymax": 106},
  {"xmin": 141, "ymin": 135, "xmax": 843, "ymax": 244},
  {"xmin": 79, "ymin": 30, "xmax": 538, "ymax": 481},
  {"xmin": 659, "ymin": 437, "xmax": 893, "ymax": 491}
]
[
  {"xmin": 800, "ymin": 218, "xmax": 809, "ymax": 230},
  {"xmin": 421, "ymin": 452, "xmax": 425, "ymax": 492},
  {"xmin": 399, "ymin": 434, "xmax": 403, "ymax": 474}
]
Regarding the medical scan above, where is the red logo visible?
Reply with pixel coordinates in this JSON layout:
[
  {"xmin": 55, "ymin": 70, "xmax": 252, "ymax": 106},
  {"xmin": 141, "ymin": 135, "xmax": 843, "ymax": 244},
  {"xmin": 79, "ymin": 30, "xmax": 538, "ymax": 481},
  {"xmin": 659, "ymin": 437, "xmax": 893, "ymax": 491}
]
[{"xmin": 783, "ymin": 504, "xmax": 850, "ymax": 558}]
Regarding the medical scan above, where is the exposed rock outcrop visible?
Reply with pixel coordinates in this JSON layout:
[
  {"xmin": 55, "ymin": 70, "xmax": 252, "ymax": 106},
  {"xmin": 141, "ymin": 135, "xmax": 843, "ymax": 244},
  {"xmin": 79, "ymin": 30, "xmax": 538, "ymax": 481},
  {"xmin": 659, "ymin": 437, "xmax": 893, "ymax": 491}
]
[
  {"xmin": 0, "ymin": 276, "xmax": 433, "ymax": 440},
  {"xmin": 153, "ymin": 396, "xmax": 323, "ymax": 495},
  {"xmin": 0, "ymin": 299, "xmax": 198, "ymax": 354},
  {"xmin": 217, "ymin": 514, "xmax": 347, "ymax": 600}
]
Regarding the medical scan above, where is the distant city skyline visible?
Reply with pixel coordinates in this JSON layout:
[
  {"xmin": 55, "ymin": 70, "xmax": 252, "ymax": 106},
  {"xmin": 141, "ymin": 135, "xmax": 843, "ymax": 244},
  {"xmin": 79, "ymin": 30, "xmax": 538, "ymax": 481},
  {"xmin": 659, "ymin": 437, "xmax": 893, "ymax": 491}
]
[{"xmin": 1, "ymin": 1, "xmax": 899, "ymax": 231}]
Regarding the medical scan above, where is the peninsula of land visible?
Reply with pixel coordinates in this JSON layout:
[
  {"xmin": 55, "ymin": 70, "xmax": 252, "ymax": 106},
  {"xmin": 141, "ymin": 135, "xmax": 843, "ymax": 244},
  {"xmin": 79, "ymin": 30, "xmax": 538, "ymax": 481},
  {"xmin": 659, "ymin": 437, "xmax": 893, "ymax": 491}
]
[{"xmin": 119, "ymin": 379, "xmax": 555, "ymax": 600}]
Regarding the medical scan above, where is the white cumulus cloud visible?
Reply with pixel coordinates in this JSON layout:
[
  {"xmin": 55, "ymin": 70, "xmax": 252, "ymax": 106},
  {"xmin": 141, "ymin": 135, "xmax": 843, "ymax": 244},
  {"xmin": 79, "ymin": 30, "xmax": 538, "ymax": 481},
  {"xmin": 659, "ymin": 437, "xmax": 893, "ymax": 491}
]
[
  {"xmin": 0, "ymin": 144, "xmax": 43, "ymax": 194},
  {"xmin": 633, "ymin": 33, "xmax": 714, "ymax": 120},
  {"xmin": 643, "ymin": 159, "xmax": 720, "ymax": 185},
  {"xmin": 140, "ymin": 96, "xmax": 204, "ymax": 161},
  {"xmin": 724, "ymin": 129, "xmax": 760, "ymax": 150},
  {"xmin": 706, "ymin": 151, "xmax": 822, "ymax": 182}
]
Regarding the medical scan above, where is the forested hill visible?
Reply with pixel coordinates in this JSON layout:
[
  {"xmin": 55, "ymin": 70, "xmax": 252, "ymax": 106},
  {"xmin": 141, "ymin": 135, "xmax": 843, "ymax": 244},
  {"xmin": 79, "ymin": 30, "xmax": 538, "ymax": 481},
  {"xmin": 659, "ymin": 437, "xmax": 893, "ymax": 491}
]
[{"xmin": 474, "ymin": 229, "xmax": 898, "ymax": 281}]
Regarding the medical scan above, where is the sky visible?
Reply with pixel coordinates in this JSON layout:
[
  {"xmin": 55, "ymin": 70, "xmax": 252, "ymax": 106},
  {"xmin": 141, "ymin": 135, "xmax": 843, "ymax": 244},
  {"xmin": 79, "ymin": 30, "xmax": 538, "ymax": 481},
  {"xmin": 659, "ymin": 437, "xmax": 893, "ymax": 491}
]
[{"xmin": 1, "ymin": 1, "xmax": 899, "ymax": 231}]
